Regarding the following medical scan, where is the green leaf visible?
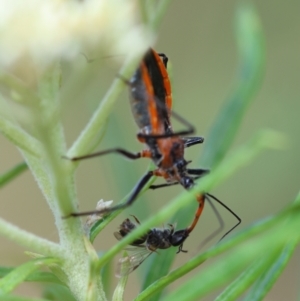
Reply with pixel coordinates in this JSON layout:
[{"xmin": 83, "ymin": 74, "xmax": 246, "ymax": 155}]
[
  {"xmin": 215, "ymin": 254, "xmax": 277, "ymax": 301},
  {"xmin": 0, "ymin": 266, "xmax": 62, "ymax": 285},
  {"xmin": 43, "ymin": 284, "xmax": 76, "ymax": 301},
  {"xmin": 161, "ymin": 246, "xmax": 277, "ymax": 301},
  {"xmin": 0, "ymin": 258, "xmax": 60, "ymax": 294},
  {"xmin": 36, "ymin": 63, "xmax": 64, "ymax": 155},
  {"xmin": 0, "ymin": 162, "xmax": 27, "ymax": 188},
  {"xmin": 0, "ymin": 295, "xmax": 51, "ymax": 301},
  {"xmin": 142, "ymin": 248, "xmax": 175, "ymax": 291},
  {"xmin": 99, "ymin": 252, "xmax": 113, "ymax": 299},
  {"xmin": 24, "ymin": 252, "xmax": 68, "ymax": 286},
  {"xmin": 243, "ymin": 241, "xmax": 298, "ymax": 301},
  {"xmin": 200, "ymin": 2, "xmax": 265, "ymax": 168},
  {"xmin": 83, "ymin": 237, "xmax": 104, "ymax": 301},
  {"xmin": 0, "ymin": 117, "xmax": 42, "ymax": 158}
]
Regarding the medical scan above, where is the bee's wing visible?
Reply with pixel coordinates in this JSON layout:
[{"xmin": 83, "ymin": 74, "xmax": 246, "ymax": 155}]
[
  {"xmin": 114, "ymin": 232, "xmax": 123, "ymax": 241},
  {"xmin": 116, "ymin": 245, "xmax": 154, "ymax": 278}
]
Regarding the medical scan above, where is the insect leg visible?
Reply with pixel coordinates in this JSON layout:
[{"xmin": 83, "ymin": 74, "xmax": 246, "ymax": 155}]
[
  {"xmin": 206, "ymin": 193, "xmax": 241, "ymax": 240},
  {"xmin": 167, "ymin": 194, "xmax": 206, "ymax": 253},
  {"xmin": 186, "ymin": 168, "xmax": 210, "ymax": 176},
  {"xmin": 183, "ymin": 137, "xmax": 205, "ymax": 148},
  {"xmin": 149, "ymin": 175, "xmax": 204, "ymax": 189},
  {"xmin": 149, "ymin": 170, "xmax": 208, "ymax": 189},
  {"xmin": 137, "ymin": 96, "xmax": 203, "ymax": 139},
  {"xmin": 149, "ymin": 182, "xmax": 179, "ymax": 190},
  {"xmin": 130, "ymin": 215, "xmax": 141, "ymax": 224},
  {"xmin": 63, "ymin": 148, "xmax": 152, "ymax": 161},
  {"xmin": 66, "ymin": 171, "xmax": 154, "ymax": 217},
  {"xmin": 196, "ymin": 196, "xmax": 225, "ymax": 250},
  {"xmin": 137, "ymin": 108, "xmax": 200, "ymax": 140},
  {"xmin": 186, "ymin": 194, "xmax": 205, "ymax": 235}
]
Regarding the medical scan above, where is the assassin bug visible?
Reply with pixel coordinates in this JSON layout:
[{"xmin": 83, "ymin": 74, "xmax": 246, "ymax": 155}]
[{"xmin": 66, "ymin": 48, "xmax": 241, "ymax": 241}]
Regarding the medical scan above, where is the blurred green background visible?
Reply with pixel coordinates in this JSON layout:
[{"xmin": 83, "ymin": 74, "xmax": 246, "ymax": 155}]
[{"xmin": 1, "ymin": 0, "xmax": 299, "ymax": 300}]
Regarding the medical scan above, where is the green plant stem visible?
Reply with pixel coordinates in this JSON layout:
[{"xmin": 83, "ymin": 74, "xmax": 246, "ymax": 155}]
[
  {"xmin": 0, "ymin": 117, "xmax": 42, "ymax": 158},
  {"xmin": 0, "ymin": 64, "xmax": 103, "ymax": 300},
  {"xmin": 34, "ymin": 65, "xmax": 106, "ymax": 301},
  {"xmin": 150, "ymin": 0, "xmax": 173, "ymax": 31},
  {"xmin": 0, "ymin": 218, "xmax": 62, "ymax": 257},
  {"xmin": 138, "ymin": 0, "xmax": 150, "ymax": 24}
]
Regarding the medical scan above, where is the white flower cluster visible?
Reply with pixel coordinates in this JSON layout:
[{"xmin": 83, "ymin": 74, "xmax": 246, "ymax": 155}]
[{"xmin": 0, "ymin": 0, "xmax": 151, "ymax": 67}]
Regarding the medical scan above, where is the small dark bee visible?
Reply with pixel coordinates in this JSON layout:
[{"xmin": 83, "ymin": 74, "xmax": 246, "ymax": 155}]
[{"xmin": 114, "ymin": 216, "xmax": 189, "ymax": 277}]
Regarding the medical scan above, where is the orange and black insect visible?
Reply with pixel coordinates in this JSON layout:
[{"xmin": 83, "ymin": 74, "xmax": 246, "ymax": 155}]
[
  {"xmin": 114, "ymin": 215, "xmax": 191, "ymax": 277},
  {"xmin": 66, "ymin": 48, "xmax": 241, "ymax": 243}
]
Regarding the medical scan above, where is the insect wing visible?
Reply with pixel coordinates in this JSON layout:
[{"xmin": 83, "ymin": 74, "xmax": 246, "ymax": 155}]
[
  {"xmin": 144, "ymin": 49, "xmax": 172, "ymax": 132},
  {"xmin": 114, "ymin": 232, "xmax": 123, "ymax": 241},
  {"xmin": 115, "ymin": 246, "xmax": 153, "ymax": 278}
]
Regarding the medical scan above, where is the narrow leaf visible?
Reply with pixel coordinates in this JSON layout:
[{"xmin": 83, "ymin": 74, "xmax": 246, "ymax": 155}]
[
  {"xmin": 215, "ymin": 254, "xmax": 277, "ymax": 301},
  {"xmin": 0, "ymin": 118, "xmax": 42, "ymax": 157},
  {"xmin": 0, "ymin": 266, "xmax": 62, "ymax": 285},
  {"xmin": 200, "ymin": 3, "xmax": 265, "ymax": 168},
  {"xmin": 161, "ymin": 246, "xmax": 280, "ymax": 301},
  {"xmin": 243, "ymin": 241, "xmax": 298, "ymax": 301},
  {"xmin": 43, "ymin": 284, "xmax": 76, "ymax": 301},
  {"xmin": 0, "ymin": 295, "xmax": 51, "ymax": 301},
  {"xmin": 0, "ymin": 162, "xmax": 27, "ymax": 188},
  {"xmin": 0, "ymin": 258, "xmax": 60, "ymax": 294},
  {"xmin": 99, "ymin": 252, "xmax": 113, "ymax": 299}
]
